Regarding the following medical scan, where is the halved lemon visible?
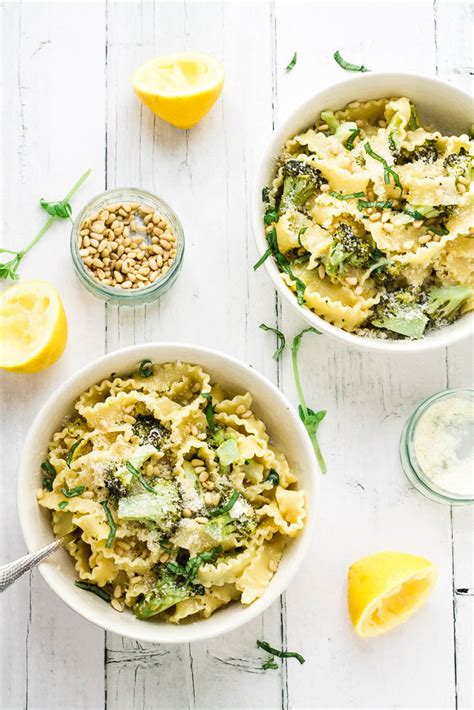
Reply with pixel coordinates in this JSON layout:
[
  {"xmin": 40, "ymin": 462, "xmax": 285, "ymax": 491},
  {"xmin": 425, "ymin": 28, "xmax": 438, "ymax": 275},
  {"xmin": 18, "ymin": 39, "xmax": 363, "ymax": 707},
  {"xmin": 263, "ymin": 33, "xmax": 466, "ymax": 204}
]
[
  {"xmin": 0, "ymin": 280, "xmax": 68, "ymax": 373},
  {"xmin": 348, "ymin": 551, "xmax": 437, "ymax": 637},
  {"xmin": 132, "ymin": 52, "xmax": 224, "ymax": 129}
]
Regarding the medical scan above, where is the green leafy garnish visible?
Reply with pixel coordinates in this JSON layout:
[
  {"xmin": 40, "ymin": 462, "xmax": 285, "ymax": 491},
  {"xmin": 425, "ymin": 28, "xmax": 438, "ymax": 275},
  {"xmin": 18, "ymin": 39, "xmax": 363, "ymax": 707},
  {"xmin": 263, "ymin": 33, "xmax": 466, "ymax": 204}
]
[
  {"xmin": 58, "ymin": 501, "xmax": 69, "ymax": 510},
  {"xmin": 257, "ymin": 640, "xmax": 306, "ymax": 665},
  {"xmin": 267, "ymin": 469, "xmax": 280, "ymax": 486},
  {"xmin": 208, "ymin": 490, "xmax": 240, "ymax": 518},
  {"xmin": 297, "ymin": 227, "xmax": 308, "ymax": 249},
  {"xmin": 264, "ymin": 208, "xmax": 279, "ymax": 225},
  {"xmin": 406, "ymin": 103, "xmax": 419, "ymax": 131},
  {"xmin": 285, "ymin": 52, "xmax": 297, "ymax": 72},
  {"xmin": 60, "ymin": 485, "xmax": 86, "ymax": 498},
  {"xmin": 253, "ymin": 247, "xmax": 272, "ymax": 271},
  {"xmin": 259, "ymin": 323, "xmax": 286, "ymax": 360},
  {"xmin": 66, "ymin": 439, "xmax": 84, "ymax": 468},
  {"xmin": 291, "ymin": 328, "xmax": 327, "ymax": 474},
  {"xmin": 333, "ymin": 50, "xmax": 369, "ymax": 73},
  {"xmin": 262, "ymin": 657, "xmax": 279, "ymax": 670},
  {"xmin": 388, "ymin": 133, "xmax": 397, "ymax": 152},
  {"xmin": 364, "ymin": 143, "xmax": 402, "ymax": 190},
  {"xmin": 125, "ymin": 461, "xmax": 157, "ymax": 494},
  {"xmin": 202, "ymin": 392, "xmax": 217, "ymax": 433},
  {"xmin": 329, "ymin": 191, "xmax": 365, "ymax": 200},
  {"xmin": 41, "ymin": 460, "xmax": 57, "ymax": 491},
  {"xmin": 138, "ymin": 359, "xmax": 154, "ymax": 377},
  {"xmin": 345, "ymin": 128, "xmax": 361, "ymax": 150},
  {"xmin": 166, "ymin": 545, "xmax": 223, "ymax": 583},
  {"xmin": 101, "ymin": 500, "xmax": 116, "ymax": 548},
  {"xmin": 262, "ymin": 187, "xmax": 270, "ymax": 203},
  {"xmin": 358, "ymin": 199, "xmax": 393, "ymax": 211},
  {"xmin": 0, "ymin": 170, "xmax": 90, "ymax": 281},
  {"xmin": 74, "ymin": 580, "xmax": 111, "ymax": 603},
  {"xmin": 264, "ymin": 227, "xmax": 307, "ymax": 305},
  {"xmin": 403, "ymin": 206, "xmax": 425, "ymax": 221},
  {"xmin": 427, "ymin": 225, "xmax": 449, "ymax": 237}
]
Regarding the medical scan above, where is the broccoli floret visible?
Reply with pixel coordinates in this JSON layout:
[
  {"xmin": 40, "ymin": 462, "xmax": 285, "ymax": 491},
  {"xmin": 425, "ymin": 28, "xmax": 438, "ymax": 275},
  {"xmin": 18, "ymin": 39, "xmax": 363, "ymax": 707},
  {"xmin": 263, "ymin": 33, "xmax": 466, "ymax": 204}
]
[
  {"xmin": 104, "ymin": 469, "xmax": 127, "ymax": 500},
  {"xmin": 443, "ymin": 149, "xmax": 472, "ymax": 178},
  {"xmin": 133, "ymin": 568, "xmax": 201, "ymax": 619},
  {"xmin": 117, "ymin": 479, "xmax": 182, "ymax": 533},
  {"xmin": 371, "ymin": 290, "xmax": 428, "ymax": 339},
  {"xmin": 398, "ymin": 139, "xmax": 438, "ymax": 165},
  {"xmin": 206, "ymin": 494, "xmax": 257, "ymax": 543},
  {"xmin": 426, "ymin": 285, "xmax": 472, "ymax": 322},
  {"xmin": 325, "ymin": 223, "xmax": 378, "ymax": 275},
  {"xmin": 278, "ymin": 160, "xmax": 325, "ymax": 214},
  {"xmin": 132, "ymin": 415, "xmax": 168, "ymax": 449}
]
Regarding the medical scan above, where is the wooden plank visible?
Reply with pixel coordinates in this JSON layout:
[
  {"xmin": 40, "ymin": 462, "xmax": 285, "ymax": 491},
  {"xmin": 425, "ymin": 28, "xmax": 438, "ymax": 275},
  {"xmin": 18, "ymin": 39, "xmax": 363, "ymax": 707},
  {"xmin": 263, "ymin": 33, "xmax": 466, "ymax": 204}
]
[{"xmin": 0, "ymin": 2, "xmax": 106, "ymax": 708}]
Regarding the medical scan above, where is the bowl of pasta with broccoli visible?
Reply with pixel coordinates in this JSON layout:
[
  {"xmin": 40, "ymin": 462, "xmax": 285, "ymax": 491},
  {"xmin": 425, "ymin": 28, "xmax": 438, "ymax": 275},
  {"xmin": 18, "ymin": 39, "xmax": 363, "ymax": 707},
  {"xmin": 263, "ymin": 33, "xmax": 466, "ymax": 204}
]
[
  {"xmin": 253, "ymin": 73, "xmax": 473, "ymax": 351},
  {"xmin": 17, "ymin": 344, "xmax": 316, "ymax": 643}
]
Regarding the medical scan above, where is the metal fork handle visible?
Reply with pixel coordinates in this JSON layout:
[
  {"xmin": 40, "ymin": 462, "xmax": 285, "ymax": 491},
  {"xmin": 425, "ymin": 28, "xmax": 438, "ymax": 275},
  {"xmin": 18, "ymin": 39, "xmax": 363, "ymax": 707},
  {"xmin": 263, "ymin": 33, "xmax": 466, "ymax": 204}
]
[{"xmin": 0, "ymin": 539, "xmax": 62, "ymax": 592}]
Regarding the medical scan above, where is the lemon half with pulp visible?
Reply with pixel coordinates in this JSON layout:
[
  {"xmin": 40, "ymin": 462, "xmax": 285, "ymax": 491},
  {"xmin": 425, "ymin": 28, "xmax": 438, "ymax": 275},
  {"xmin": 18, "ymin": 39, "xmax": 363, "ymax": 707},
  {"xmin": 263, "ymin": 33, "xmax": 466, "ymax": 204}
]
[
  {"xmin": 348, "ymin": 551, "xmax": 437, "ymax": 637},
  {"xmin": 0, "ymin": 280, "xmax": 68, "ymax": 373},
  {"xmin": 132, "ymin": 52, "xmax": 224, "ymax": 129}
]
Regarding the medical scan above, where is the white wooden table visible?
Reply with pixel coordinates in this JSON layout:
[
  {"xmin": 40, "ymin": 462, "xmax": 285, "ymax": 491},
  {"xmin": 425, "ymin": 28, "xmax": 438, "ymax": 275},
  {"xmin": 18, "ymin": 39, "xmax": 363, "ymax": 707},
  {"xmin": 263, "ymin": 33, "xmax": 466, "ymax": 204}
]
[{"xmin": 1, "ymin": 1, "xmax": 473, "ymax": 708}]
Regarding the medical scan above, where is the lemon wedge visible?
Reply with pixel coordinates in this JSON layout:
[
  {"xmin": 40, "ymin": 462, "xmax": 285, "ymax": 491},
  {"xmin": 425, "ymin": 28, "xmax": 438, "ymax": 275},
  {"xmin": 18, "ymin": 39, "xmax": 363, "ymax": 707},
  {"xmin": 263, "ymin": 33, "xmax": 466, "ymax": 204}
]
[
  {"xmin": 0, "ymin": 280, "xmax": 68, "ymax": 373},
  {"xmin": 132, "ymin": 52, "xmax": 224, "ymax": 129},
  {"xmin": 348, "ymin": 551, "xmax": 437, "ymax": 637}
]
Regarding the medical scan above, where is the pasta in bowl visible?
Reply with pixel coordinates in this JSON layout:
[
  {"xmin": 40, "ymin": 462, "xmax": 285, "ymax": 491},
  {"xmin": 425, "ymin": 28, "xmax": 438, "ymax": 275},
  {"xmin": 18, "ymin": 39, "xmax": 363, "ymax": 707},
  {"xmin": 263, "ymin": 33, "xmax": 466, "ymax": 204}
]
[
  {"xmin": 254, "ymin": 73, "xmax": 474, "ymax": 351},
  {"xmin": 18, "ymin": 344, "xmax": 316, "ymax": 643}
]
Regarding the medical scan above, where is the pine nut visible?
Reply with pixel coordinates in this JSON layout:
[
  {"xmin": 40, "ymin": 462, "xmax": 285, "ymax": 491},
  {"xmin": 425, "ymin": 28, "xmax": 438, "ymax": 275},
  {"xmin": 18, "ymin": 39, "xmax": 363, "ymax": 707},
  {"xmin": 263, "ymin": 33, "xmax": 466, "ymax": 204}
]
[
  {"xmin": 369, "ymin": 212, "xmax": 381, "ymax": 222},
  {"xmin": 413, "ymin": 220, "xmax": 423, "ymax": 228},
  {"xmin": 320, "ymin": 183, "xmax": 330, "ymax": 192},
  {"xmin": 236, "ymin": 404, "xmax": 246, "ymax": 415},
  {"xmin": 457, "ymin": 183, "xmax": 467, "ymax": 194},
  {"xmin": 318, "ymin": 264, "xmax": 326, "ymax": 280},
  {"xmin": 383, "ymin": 223, "xmax": 394, "ymax": 233},
  {"xmin": 419, "ymin": 234, "xmax": 431, "ymax": 244},
  {"xmin": 346, "ymin": 276, "xmax": 358, "ymax": 286},
  {"xmin": 182, "ymin": 508, "xmax": 192, "ymax": 518},
  {"xmin": 111, "ymin": 599, "xmax": 124, "ymax": 612}
]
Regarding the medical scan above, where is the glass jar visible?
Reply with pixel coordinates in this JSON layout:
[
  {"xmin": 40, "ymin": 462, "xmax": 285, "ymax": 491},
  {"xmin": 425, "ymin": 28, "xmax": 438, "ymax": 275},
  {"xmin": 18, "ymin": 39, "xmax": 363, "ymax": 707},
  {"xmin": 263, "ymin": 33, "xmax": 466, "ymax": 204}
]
[
  {"xmin": 70, "ymin": 187, "xmax": 184, "ymax": 305},
  {"xmin": 400, "ymin": 388, "xmax": 474, "ymax": 506}
]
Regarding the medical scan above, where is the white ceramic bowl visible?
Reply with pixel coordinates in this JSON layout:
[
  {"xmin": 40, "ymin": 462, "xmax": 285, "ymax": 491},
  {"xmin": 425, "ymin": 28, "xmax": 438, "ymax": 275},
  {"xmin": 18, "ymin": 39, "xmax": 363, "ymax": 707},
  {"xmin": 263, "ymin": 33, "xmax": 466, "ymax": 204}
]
[
  {"xmin": 17, "ymin": 343, "xmax": 317, "ymax": 643},
  {"xmin": 253, "ymin": 72, "xmax": 474, "ymax": 353}
]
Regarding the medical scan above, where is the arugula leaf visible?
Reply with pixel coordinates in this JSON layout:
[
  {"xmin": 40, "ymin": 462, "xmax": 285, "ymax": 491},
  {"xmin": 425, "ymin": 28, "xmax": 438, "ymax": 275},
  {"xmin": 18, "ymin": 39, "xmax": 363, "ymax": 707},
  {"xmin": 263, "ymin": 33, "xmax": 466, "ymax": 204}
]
[
  {"xmin": 333, "ymin": 50, "xmax": 369, "ymax": 73},
  {"xmin": 202, "ymin": 392, "xmax": 217, "ymax": 433},
  {"xmin": 285, "ymin": 52, "xmax": 297, "ymax": 72},
  {"xmin": 329, "ymin": 191, "xmax": 366, "ymax": 200},
  {"xmin": 66, "ymin": 439, "xmax": 84, "ymax": 468},
  {"xmin": 101, "ymin": 500, "xmax": 116, "ymax": 548},
  {"xmin": 257, "ymin": 640, "xmax": 306, "ymax": 664},
  {"xmin": 364, "ymin": 143, "xmax": 402, "ymax": 190},
  {"xmin": 138, "ymin": 359, "xmax": 154, "ymax": 377},
  {"xmin": 74, "ymin": 580, "xmax": 111, "ymax": 603},
  {"xmin": 291, "ymin": 328, "xmax": 327, "ymax": 474},
  {"xmin": 259, "ymin": 323, "xmax": 286, "ymax": 360}
]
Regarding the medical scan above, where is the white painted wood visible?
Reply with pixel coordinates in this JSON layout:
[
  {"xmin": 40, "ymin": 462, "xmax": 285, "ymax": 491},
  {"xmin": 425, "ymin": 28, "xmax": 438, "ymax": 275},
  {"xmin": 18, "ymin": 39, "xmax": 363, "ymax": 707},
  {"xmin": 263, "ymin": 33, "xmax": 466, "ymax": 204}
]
[{"xmin": 1, "ymin": 1, "xmax": 472, "ymax": 709}]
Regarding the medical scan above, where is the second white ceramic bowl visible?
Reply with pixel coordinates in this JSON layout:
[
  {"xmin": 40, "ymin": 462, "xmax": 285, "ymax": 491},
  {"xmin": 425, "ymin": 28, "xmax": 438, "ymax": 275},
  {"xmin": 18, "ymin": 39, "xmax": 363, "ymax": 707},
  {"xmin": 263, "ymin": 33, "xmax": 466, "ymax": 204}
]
[
  {"xmin": 253, "ymin": 72, "xmax": 474, "ymax": 353},
  {"xmin": 17, "ymin": 343, "xmax": 317, "ymax": 644}
]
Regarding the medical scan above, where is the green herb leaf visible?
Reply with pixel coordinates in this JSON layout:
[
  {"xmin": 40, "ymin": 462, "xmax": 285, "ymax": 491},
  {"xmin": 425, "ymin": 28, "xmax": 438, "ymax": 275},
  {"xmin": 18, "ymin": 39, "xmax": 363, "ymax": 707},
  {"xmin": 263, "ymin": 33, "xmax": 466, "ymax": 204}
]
[
  {"xmin": 101, "ymin": 500, "xmax": 116, "ymax": 548},
  {"xmin": 58, "ymin": 501, "xmax": 69, "ymax": 510},
  {"xmin": 166, "ymin": 545, "xmax": 223, "ymax": 583},
  {"xmin": 202, "ymin": 392, "xmax": 217, "ymax": 433},
  {"xmin": 257, "ymin": 640, "xmax": 305, "ymax": 664},
  {"xmin": 358, "ymin": 199, "xmax": 393, "ymax": 211},
  {"xmin": 40, "ymin": 198, "xmax": 72, "ymax": 220},
  {"xmin": 41, "ymin": 460, "xmax": 57, "ymax": 491},
  {"xmin": 208, "ymin": 490, "xmax": 240, "ymax": 518},
  {"xmin": 0, "ymin": 169, "xmax": 90, "ymax": 281},
  {"xmin": 138, "ymin": 359, "xmax": 154, "ymax": 377},
  {"xmin": 262, "ymin": 656, "xmax": 279, "ymax": 670},
  {"xmin": 259, "ymin": 323, "xmax": 286, "ymax": 360},
  {"xmin": 264, "ymin": 208, "xmax": 279, "ymax": 225},
  {"xmin": 256, "ymin": 226, "xmax": 307, "ymax": 305},
  {"xmin": 333, "ymin": 50, "xmax": 369, "ymax": 73},
  {"xmin": 253, "ymin": 247, "xmax": 272, "ymax": 271},
  {"xmin": 262, "ymin": 187, "xmax": 270, "ymax": 203},
  {"xmin": 291, "ymin": 327, "xmax": 327, "ymax": 474},
  {"xmin": 388, "ymin": 133, "xmax": 397, "ymax": 152},
  {"xmin": 345, "ymin": 128, "xmax": 361, "ymax": 150},
  {"xmin": 403, "ymin": 206, "xmax": 425, "ymax": 221},
  {"xmin": 329, "ymin": 191, "xmax": 366, "ymax": 200},
  {"xmin": 285, "ymin": 52, "xmax": 297, "ymax": 72},
  {"xmin": 406, "ymin": 103, "xmax": 419, "ymax": 131},
  {"xmin": 364, "ymin": 143, "xmax": 402, "ymax": 190},
  {"xmin": 66, "ymin": 439, "xmax": 84, "ymax": 468},
  {"xmin": 297, "ymin": 227, "xmax": 308, "ymax": 250},
  {"xmin": 126, "ymin": 461, "xmax": 157, "ymax": 494},
  {"xmin": 60, "ymin": 485, "xmax": 86, "ymax": 498},
  {"xmin": 267, "ymin": 469, "xmax": 280, "ymax": 486},
  {"xmin": 74, "ymin": 580, "xmax": 111, "ymax": 603},
  {"xmin": 427, "ymin": 225, "xmax": 449, "ymax": 236}
]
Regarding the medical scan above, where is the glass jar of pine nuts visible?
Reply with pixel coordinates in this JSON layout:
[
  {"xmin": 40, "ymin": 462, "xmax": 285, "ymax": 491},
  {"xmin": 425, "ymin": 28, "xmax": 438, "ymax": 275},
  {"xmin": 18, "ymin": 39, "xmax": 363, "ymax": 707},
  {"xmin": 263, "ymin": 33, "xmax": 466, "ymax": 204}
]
[{"xmin": 71, "ymin": 188, "xmax": 184, "ymax": 305}]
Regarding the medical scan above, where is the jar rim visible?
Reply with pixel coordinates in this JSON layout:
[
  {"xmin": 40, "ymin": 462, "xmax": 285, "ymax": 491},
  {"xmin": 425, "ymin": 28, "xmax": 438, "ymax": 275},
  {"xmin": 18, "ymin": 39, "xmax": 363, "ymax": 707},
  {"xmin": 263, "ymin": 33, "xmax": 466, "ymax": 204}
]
[
  {"xmin": 70, "ymin": 187, "xmax": 185, "ymax": 305},
  {"xmin": 400, "ymin": 388, "xmax": 474, "ymax": 505}
]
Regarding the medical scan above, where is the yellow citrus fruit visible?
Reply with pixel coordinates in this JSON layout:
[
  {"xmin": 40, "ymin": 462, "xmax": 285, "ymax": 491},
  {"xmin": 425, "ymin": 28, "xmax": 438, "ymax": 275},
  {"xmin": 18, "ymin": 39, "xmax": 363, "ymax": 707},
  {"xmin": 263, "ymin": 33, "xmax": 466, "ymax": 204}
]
[
  {"xmin": 132, "ymin": 52, "xmax": 224, "ymax": 129},
  {"xmin": 348, "ymin": 551, "xmax": 437, "ymax": 637},
  {"xmin": 0, "ymin": 280, "xmax": 68, "ymax": 373}
]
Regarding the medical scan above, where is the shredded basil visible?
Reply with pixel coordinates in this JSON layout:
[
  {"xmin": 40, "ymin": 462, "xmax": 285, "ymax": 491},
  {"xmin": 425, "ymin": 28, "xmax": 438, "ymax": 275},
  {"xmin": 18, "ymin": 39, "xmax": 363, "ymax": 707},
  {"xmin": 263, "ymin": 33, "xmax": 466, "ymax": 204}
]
[
  {"xmin": 257, "ymin": 640, "xmax": 306, "ymax": 664},
  {"xmin": 166, "ymin": 545, "xmax": 223, "ymax": 583},
  {"xmin": 427, "ymin": 224, "xmax": 449, "ymax": 236},
  {"xmin": 202, "ymin": 392, "xmax": 217, "ymax": 433},
  {"xmin": 264, "ymin": 207, "xmax": 279, "ymax": 225},
  {"xmin": 126, "ymin": 461, "xmax": 157, "ymax": 494},
  {"xmin": 101, "ymin": 500, "xmax": 116, "ymax": 548},
  {"xmin": 329, "ymin": 191, "xmax": 365, "ymax": 200},
  {"xmin": 74, "ymin": 580, "xmax": 111, "ymax": 603},
  {"xmin": 41, "ymin": 460, "xmax": 56, "ymax": 491},
  {"xmin": 364, "ymin": 143, "xmax": 402, "ymax": 190},
  {"xmin": 333, "ymin": 50, "xmax": 369, "ymax": 73},
  {"xmin": 208, "ymin": 490, "xmax": 240, "ymax": 517},
  {"xmin": 58, "ymin": 501, "xmax": 69, "ymax": 510},
  {"xmin": 138, "ymin": 359, "xmax": 154, "ymax": 377},
  {"xmin": 345, "ymin": 128, "xmax": 361, "ymax": 150},
  {"xmin": 253, "ymin": 247, "xmax": 272, "ymax": 271},
  {"xmin": 66, "ymin": 439, "xmax": 84, "ymax": 468},
  {"xmin": 358, "ymin": 199, "xmax": 393, "ymax": 211},
  {"xmin": 266, "ymin": 227, "xmax": 307, "ymax": 305},
  {"xmin": 259, "ymin": 323, "xmax": 286, "ymax": 361},
  {"xmin": 60, "ymin": 485, "xmax": 86, "ymax": 498},
  {"xmin": 267, "ymin": 469, "xmax": 280, "ymax": 486},
  {"xmin": 285, "ymin": 51, "xmax": 297, "ymax": 72},
  {"xmin": 403, "ymin": 206, "xmax": 425, "ymax": 221},
  {"xmin": 262, "ymin": 186, "xmax": 270, "ymax": 203}
]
